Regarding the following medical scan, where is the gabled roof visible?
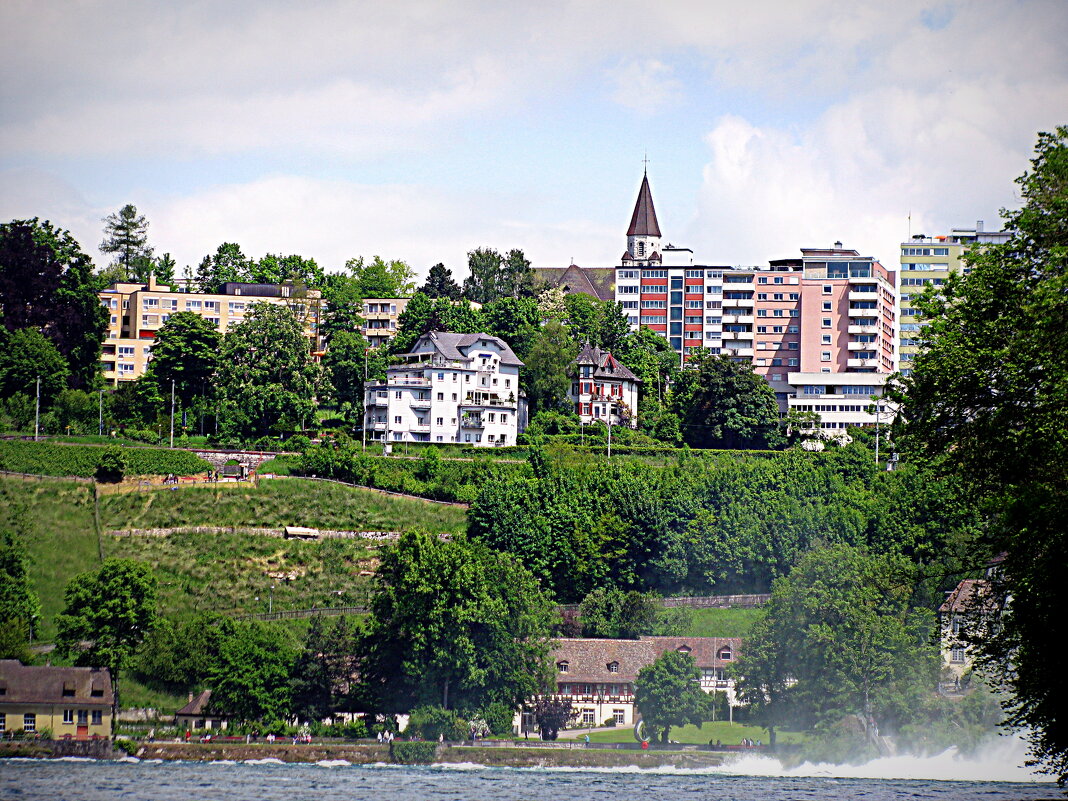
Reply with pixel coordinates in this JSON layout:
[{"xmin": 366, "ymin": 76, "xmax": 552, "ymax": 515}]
[
  {"xmin": 551, "ymin": 639, "xmax": 656, "ymax": 684},
  {"xmin": 404, "ymin": 331, "xmax": 524, "ymax": 367},
  {"xmin": 176, "ymin": 689, "xmax": 215, "ymax": 717},
  {"xmin": 0, "ymin": 660, "xmax": 112, "ymax": 706},
  {"xmin": 627, "ymin": 173, "xmax": 661, "ymax": 238},
  {"xmin": 574, "ymin": 344, "xmax": 640, "ymax": 383},
  {"xmin": 938, "ymin": 579, "xmax": 995, "ymax": 615},
  {"xmin": 532, "ymin": 267, "xmax": 616, "ymax": 302},
  {"xmin": 641, "ymin": 636, "xmax": 743, "ymax": 669}
]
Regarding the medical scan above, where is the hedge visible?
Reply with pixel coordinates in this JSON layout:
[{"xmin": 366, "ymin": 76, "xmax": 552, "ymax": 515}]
[
  {"xmin": 390, "ymin": 741, "xmax": 438, "ymax": 764},
  {"xmin": 0, "ymin": 440, "xmax": 211, "ymax": 478}
]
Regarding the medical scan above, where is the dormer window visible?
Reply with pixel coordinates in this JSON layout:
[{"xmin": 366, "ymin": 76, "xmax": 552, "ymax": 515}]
[
  {"xmin": 676, "ymin": 645, "xmax": 692, "ymax": 655},
  {"xmin": 607, "ymin": 661, "xmax": 619, "ymax": 673},
  {"xmin": 718, "ymin": 647, "xmax": 733, "ymax": 661},
  {"xmin": 557, "ymin": 661, "xmax": 569, "ymax": 673},
  {"xmin": 62, "ymin": 683, "xmax": 75, "ymax": 697}
]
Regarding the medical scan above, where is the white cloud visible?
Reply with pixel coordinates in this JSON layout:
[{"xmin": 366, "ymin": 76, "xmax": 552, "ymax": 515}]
[{"xmin": 608, "ymin": 59, "xmax": 682, "ymax": 114}]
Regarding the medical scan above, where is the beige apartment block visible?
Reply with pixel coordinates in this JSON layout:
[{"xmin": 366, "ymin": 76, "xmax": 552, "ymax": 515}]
[
  {"xmin": 898, "ymin": 221, "xmax": 1008, "ymax": 377},
  {"xmin": 98, "ymin": 275, "xmax": 323, "ymax": 384}
]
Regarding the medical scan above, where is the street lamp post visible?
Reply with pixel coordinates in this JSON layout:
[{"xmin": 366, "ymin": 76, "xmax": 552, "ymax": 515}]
[
  {"xmin": 98, "ymin": 389, "xmax": 104, "ymax": 437},
  {"xmin": 362, "ymin": 348, "xmax": 368, "ymax": 452},
  {"xmin": 169, "ymin": 380, "xmax": 175, "ymax": 448},
  {"xmin": 34, "ymin": 376, "xmax": 40, "ymax": 441}
]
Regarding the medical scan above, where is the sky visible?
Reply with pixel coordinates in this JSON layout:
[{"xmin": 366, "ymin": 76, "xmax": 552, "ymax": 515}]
[{"xmin": 2, "ymin": 0, "xmax": 1066, "ymax": 282}]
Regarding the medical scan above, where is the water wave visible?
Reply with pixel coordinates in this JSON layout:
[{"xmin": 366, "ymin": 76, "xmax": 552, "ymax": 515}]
[
  {"xmin": 242, "ymin": 758, "xmax": 286, "ymax": 765},
  {"xmin": 316, "ymin": 759, "xmax": 351, "ymax": 767}
]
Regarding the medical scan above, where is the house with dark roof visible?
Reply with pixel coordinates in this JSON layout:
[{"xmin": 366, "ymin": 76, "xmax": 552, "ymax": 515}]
[
  {"xmin": 938, "ymin": 579, "xmax": 997, "ymax": 684},
  {"xmin": 364, "ymin": 331, "xmax": 523, "ymax": 447},
  {"xmin": 525, "ymin": 635, "xmax": 743, "ymax": 732},
  {"xmin": 0, "ymin": 660, "xmax": 113, "ymax": 740},
  {"xmin": 175, "ymin": 689, "xmax": 230, "ymax": 732},
  {"xmin": 569, "ymin": 344, "xmax": 640, "ymax": 428}
]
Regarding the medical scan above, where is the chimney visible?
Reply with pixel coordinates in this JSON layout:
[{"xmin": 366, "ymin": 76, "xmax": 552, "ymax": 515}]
[
  {"xmin": 976, "ymin": 220, "xmax": 984, "ymax": 232},
  {"xmin": 188, "ymin": 691, "xmax": 194, "ymax": 703},
  {"xmin": 833, "ymin": 240, "xmax": 843, "ymax": 249}
]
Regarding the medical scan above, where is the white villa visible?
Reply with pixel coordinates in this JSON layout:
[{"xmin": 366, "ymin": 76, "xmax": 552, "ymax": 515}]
[{"xmin": 363, "ymin": 331, "xmax": 522, "ymax": 446}]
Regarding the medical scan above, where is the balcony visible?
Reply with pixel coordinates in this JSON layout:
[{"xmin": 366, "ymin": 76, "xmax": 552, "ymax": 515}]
[
  {"xmin": 847, "ymin": 358, "xmax": 880, "ymax": 368},
  {"xmin": 848, "ymin": 324, "xmax": 879, "ymax": 335},
  {"xmin": 847, "ymin": 341, "xmax": 877, "ymax": 351},
  {"xmin": 460, "ymin": 416, "xmax": 485, "ymax": 429},
  {"xmin": 410, "ymin": 398, "xmax": 432, "ymax": 409},
  {"xmin": 410, "ymin": 422, "xmax": 431, "ymax": 432},
  {"xmin": 721, "ymin": 329, "xmax": 751, "ymax": 340},
  {"xmin": 369, "ymin": 394, "xmax": 389, "ymax": 406},
  {"xmin": 848, "ymin": 307, "xmax": 878, "ymax": 318},
  {"xmin": 721, "ymin": 314, "xmax": 754, "ymax": 325},
  {"xmin": 388, "ymin": 377, "xmax": 429, "ymax": 387},
  {"xmin": 725, "ymin": 347, "xmax": 754, "ymax": 357},
  {"xmin": 848, "ymin": 290, "xmax": 879, "ymax": 302},
  {"xmin": 366, "ymin": 420, "xmax": 388, "ymax": 431}
]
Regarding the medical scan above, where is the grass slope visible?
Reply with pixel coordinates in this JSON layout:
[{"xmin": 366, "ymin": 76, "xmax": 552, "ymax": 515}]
[
  {"xmin": 99, "ymin": 478, "xmax": 467, "ymax": 535},
  {"xmin": 677, "ymin": 607, "xmax": 765, "ymax": 638},
  {"xmin": 3, "ymin": 476, "xmax": 466, "ymax": 639},
  {"xmin": 0, "ymin": 477, "xmax": 100, "ymax": 641}
]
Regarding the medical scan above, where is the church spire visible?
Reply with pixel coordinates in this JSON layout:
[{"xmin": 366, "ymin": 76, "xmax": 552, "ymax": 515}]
[{"xmin": 627, "ymin": 172, "xmax": 661, "ymax": 238}]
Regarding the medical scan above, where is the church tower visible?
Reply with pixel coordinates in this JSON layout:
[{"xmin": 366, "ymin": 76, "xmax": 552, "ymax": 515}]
[{"xmin": 622, "ymin": 171, "xmax": 662, "ymax": 266}]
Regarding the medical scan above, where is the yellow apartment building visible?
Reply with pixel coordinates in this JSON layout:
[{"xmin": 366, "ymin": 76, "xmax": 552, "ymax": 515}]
[{"xmin": 97, "ymin": 275, "xmax": 324, "ymax": 384}]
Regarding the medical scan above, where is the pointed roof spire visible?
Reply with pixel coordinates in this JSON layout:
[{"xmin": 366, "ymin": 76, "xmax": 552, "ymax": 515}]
[{"xmin": 627, "ymin": 172, "xmax": 661, "ymax": 238}]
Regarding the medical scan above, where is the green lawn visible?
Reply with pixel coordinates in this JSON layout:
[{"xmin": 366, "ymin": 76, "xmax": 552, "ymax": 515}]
[
  {"xmin": 99, "ymin": 478, "xmax": 469, "ymax": 535},
  {"xmin": 0, "ymin": 477, "xmax": 101, "ymax": 641},
  {"xmin": 676, "ymin": 606, "xmax": 766, "ymax": 638},
  {"xmin": 587, "ymin": 720, "xmax": 806, "ymax": 746}
]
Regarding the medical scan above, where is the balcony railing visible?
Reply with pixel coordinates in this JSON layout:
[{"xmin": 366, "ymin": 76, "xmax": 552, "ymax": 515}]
[{"xmin": 461, "ymin": 417, "xmax": 485, "ymax": 429}]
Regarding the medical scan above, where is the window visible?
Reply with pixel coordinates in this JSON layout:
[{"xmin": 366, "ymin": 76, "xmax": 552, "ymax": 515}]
[
  {"xmin": 822, "ymin": 318, "xmax": 832, "ymax": 328},
  {"xmin": 821, "ymin": 334, "xmax": 832, "ymax": 344},
  {"xmin": 63, "ymin": 709, "xmax": 74, "ymax": 724},
  {"xmin": 437, "ymin": 392, "xmax": 443, "ymax": 400},
  {"xmin": 951, "ymin": 647, "xmax": 966, "ymax": 664},
  {"xmin": 23, "ymin": 713, "xmax": 35, "ymax": 732},
  {"xmin": 619, "ymin": 270, "xmax": 639, "ymax": 279},
  {"xmin": 0, "ymin": 713, "xmax": 5, "ymax": 732},
  {"xmin": 436, "ymin": 417, "xmax": 444, "ymax": 426},
  {"xmin": 91, "ymin": 710, "xmax": 102, "ymax": 725},
  {"xmin": 618, "ymin": 284, "xmax": 639, "ymax": 294},
  {"xmin": 78, "ymin": 710, "xmax": 88, "ymax": 725},
  {"xmin": 607, "ymin": 661, "xmax": 619, "ymax": 673},
  {"xmin": 822, "ymin": 301, "xmax": 832, "ymax": 311},
  {"xmin": 582, "ymin": 710, "xmax": 596, "ymax": 725},
  {"xmin": 821, "ymin": 351, "xmax": 831, "ymax": 361},
  {"xmin": 613, "ymin": 709, "xmax": 625, "ymax": 725},
  {"xmin": 394, "ymin": 416, "xmax": 401, "ymax": 424},
  {"xmin": 787, "ymin": 342, "xmax": 798, "ymax": 350},
  {"xmin": 771, "ymin": 373, "xmax": 784, "ymax": 381},
  {"xmin": 143, "ymin": 297, "xmax": 159, "ymax": 308},
  {"xmin": 788, "ymin": 358, "xmax": 799, "ymax": 366},
  {"xmin": 823, "ymin": 285, "xmax": 832, "ymax": 295}
]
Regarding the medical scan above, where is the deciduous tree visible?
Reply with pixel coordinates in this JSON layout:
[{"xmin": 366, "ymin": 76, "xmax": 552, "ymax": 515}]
[
  {"xmin": 194, "ymin": 242, "xmax": 251, "ymax": 293},
  {"xmin": 147, "ymin": 312, "xmax": 221, "ymax": 408},
  {"xmin": 358, "ymin": 532, "xmax": 556, "ymax": 714},
  {"xmin": 892, "ymin": 126, "xmax": 1068, "ymax": 782},
  {"xmin": 55, "ymin": 559, "xmax": 159, "ymax": 727},
  {"xmin": 0, "ymin": 328, "xmax": 70, "ymax": 405},
  {"xmin": 524, "ymin": 320, "xmax": 577, "ymax": 415},
  {"xmin": 635, "ymin": 649, "xmax": 714, "ymax": 743}
]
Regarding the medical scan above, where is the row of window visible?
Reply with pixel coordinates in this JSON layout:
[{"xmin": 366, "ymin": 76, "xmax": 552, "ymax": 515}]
[
  {"xmin": 902, "ymin": 247, "xmax": 950, "ymax": 256},
  {"xmin": 0, "ymin": 710, "xmax": 102, "ymax": 732}
]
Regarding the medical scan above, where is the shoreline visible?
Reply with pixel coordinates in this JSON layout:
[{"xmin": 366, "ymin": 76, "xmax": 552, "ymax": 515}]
[{"xmin": 1, "ymin": 741, "xmax": 730, "ymax": 769}]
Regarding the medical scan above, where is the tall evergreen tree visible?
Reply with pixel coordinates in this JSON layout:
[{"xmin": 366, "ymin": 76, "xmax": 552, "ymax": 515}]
[
  {"xmin": 100, "ymin": 204, "xmax": 154, "ymax": 282},
  {"xmin": 418, "ymin": 263, "xmax": 462, "ymax": 299}
]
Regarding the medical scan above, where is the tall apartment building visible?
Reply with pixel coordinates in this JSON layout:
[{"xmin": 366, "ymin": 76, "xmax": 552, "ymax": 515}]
[
  {"xmin": 898, "ymin": 221, "xmax": 1009, "ymax": 376},
  {"xmin": 555, "ymin": 174, "xmax": 899, "ymax": 435},
  {"xmin": 363, "ymin": 331, "xmax": 522, "ymax": 446},
  {"xmin": 97, "ymin": 276, "xmax": 323, "ymax": 384}
]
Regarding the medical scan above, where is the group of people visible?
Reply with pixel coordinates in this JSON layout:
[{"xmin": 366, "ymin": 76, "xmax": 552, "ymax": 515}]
[{"xmin": 375, "ymin": 730, "xmax": 395, "ymax": 744}]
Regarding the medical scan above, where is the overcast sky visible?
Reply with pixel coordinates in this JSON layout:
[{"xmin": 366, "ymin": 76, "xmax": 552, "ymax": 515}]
[{"xmin": 2, "ymin": 1, "xmax": 1066, "ymax": 281}]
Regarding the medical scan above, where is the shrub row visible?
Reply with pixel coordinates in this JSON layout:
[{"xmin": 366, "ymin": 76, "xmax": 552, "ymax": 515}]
[{"xmin": 0, "ymin": 440, "xmax": 211, "ymax": 478}]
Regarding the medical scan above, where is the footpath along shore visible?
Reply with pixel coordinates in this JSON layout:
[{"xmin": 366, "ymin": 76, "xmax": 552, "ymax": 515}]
[{"xmin": 1, "ymin": 740, "xmax": 732, "ymax": 769}]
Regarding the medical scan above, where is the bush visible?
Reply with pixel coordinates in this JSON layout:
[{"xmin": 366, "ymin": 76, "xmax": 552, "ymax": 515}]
[
  {"xmin": 406, "ymin": 706, "xmax": 468, "ymax": 741},
  {"xmin": 113, "ymin": 738, "xmax": 139, "ymax": 755},
  {"xmin": 390, "ymin": 740, "xmax": 437, "ymax": 764},
  {"xmin": 482, "ymin": 702, "xmax": 515, "ymax": 737},
  {"xmin": 95, "ymin": 445, "xmax": 127, "ymax": 483}
]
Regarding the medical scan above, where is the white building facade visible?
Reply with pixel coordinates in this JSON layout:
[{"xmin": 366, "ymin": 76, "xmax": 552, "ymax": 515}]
[{"xmin": 364, "ymin": 331, "xmax": 522, "ymax": 446}]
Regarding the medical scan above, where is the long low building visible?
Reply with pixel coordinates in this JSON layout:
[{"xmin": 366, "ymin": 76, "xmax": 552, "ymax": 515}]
[
  {"xmin": 0, "ymin": 660, "xmax": 113, "ymax": 740},
  {"xmin": 519, "ymin": 636, "xmax": 741, "ymax": 734}
]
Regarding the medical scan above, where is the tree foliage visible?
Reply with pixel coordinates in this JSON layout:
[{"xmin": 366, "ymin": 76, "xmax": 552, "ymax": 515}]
[
  {"xmin": 0, "ymin": 218, "xmax": 107, "ymax": 389},
  {"xmin": 206, "ymin": 619, "xmax": 297, "ymax": 723},
  {"xmin": 418, "ymin": 263, "xmax": 462, "ymax": 300},
  {"xmin": 735, "ymin": 545, "xmax": 938, "ymax": 752},
  {"xmin": 578, "ymin": 587, "xmax": 659, "ymax": 639},
  {"xmin": 358, "ymin": 532, "xmax": 556, "ymax": 714},
  {"xmin": 100, "ymin": 204, "xmax": 153, "ymax": 282},
  {"xmin": 669, "ymin": 351, "xmax": 784, "ymax": 449},
  {"xmin": 524, "ymin": 320, "xmax": 577, "ymax": 415},
  {"xmin": 462, "ymin": 247, "xmax": 536, "ymax": 303},
  {"xmin": 635, "ymin": 650, "xmax": 713, "ymax": 742},
  {"xmin": 147, "ymin": 312, "xmax": 221, "ymax": 407},
  {"xmin": 892, "ymin": 126, "xmax": 1068, "ymax": 782},
  {"xmin": 194, "ymin": 242, "xmax": 252, "ymax": 293},
  {"xmin": 0, "ymin": 524, "xmax": 41, "ymax": 660},
  {"xmin": 0, "ymin": 328, "xmax": 70, "ymax": 405},
  {"xmin": 217, "ymin": 303, "xmax": 320, "ymax": 437}
]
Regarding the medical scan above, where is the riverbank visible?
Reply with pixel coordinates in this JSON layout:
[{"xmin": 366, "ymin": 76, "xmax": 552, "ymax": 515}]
[{"xmin": 0, "ymin": 739, "xmax": 730, "ymax": 773}]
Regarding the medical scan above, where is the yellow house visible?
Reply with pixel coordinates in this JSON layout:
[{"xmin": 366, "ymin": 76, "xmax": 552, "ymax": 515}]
[{"xmin": 0, "ymin": 660, "xmax": 113, "ymax": 740}]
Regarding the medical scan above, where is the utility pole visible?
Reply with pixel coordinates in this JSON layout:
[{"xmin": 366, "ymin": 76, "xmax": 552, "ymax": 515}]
[
  {"xmin": 34, "ymin": 377, "xmax": 40, "ymax": 441},
  {"xmin": 607, "ymin": 414, "xmax": 612, "ymax": 459},
  {"xmin": 169, "ymin": 380, "xmax": 176, "ymax": 448},
  {"xmin": 98, "ymin": 389, "xmax": 104, "ymax": 436}
]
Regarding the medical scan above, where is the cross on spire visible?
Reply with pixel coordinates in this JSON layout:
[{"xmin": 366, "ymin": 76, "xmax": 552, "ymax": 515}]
[{"xmin": 642, "ymin": 152, "xmax": 650, "ymax": 175}]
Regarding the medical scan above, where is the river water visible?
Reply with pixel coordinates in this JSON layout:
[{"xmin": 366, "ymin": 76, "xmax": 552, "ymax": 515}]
[{"xmin": 0, "ymin": 743, "xmax": 1057, "ymax": 801}]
